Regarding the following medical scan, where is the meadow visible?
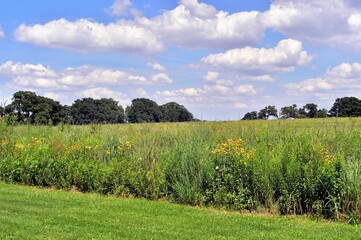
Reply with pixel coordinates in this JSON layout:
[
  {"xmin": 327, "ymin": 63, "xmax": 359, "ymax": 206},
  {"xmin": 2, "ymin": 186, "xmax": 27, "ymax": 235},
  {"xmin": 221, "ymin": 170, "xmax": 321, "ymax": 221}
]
[{"xmin": 0, "ymin": 117, "xmax": 360, "ymax": 223}]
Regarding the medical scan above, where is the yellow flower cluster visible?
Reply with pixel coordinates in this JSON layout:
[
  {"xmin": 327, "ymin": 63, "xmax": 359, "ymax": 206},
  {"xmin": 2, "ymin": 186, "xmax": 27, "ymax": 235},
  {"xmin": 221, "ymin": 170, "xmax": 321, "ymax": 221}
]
[
  {"xmin": 212, "ymin": 138, "xmax": 255, "ymax": 159},
  {"xmin": 322, "ymin": 147, "xmax": 332, "ymax": 164},
  {"xmin": 125, "ymin": 140, "xmax": 132, "ymax": 149},
  {"xmin": 0, "ymin": 139, "xmax": 8, "ymax": 147}
]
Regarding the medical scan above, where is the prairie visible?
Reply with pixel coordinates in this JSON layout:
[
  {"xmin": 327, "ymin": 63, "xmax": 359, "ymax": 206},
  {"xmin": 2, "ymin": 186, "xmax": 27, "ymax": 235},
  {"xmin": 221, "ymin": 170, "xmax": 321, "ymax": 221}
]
[{"xmin": 0, "ymin": 118, "xmax": 360, "ymax": 222}]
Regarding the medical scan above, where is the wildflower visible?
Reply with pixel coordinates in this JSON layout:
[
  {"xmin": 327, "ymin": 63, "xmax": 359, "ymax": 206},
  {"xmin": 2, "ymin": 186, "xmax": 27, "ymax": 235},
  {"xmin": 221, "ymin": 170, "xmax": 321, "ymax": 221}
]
[
  {"xmin": 105, "ymin": 149, "xmax": 111, "ymax": 155},
  {"xmin": 0, "ymin": 139, "xmax": 7, "ymax": 147},
  {"xmin": 125, "ymin": 140, "xmax": 132, "ymax": 149},
  {"xmin": 322, "ymin": 147, "xmax": 332, "ymax": 164}
]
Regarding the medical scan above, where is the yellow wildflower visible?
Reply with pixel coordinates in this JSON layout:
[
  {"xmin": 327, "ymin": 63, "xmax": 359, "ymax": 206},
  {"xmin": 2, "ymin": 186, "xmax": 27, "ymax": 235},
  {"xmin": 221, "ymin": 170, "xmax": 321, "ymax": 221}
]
[
  {"xmin": 322, "ymin": 148, "xmax": 332, "ymax": 164},
  {"xmin": 125, "ymin": 140, "xmax": 132, "ymax": 149}
]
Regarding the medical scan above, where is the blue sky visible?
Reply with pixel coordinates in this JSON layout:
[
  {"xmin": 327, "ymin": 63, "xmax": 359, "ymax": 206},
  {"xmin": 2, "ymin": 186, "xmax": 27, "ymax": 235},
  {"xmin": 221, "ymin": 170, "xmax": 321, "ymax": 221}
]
[{"xmin": 1, "ymin": 0, "xmax": 361, "ymax": 120}]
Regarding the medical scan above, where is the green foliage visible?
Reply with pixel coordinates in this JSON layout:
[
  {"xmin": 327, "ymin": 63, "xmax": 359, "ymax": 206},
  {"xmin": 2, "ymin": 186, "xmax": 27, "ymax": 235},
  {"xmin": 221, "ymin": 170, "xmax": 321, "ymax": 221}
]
[
  {"xmin": 126, "ymin": 98, "xmax": 162, "ymax": 123},
  {"xmin": 257, "ymin": 105, "xmax": 278, "ymax": 119},
  {"xmin": 0, "ymin": 119, "xmax": 361, "ymax": 223},
  {"xmin": 70, "ymin": 98, "xmax": 125, "ymax": 124},
  {"xmin": 160, "ymin": 102, "xmax": 194, "ymax": 122},
  {"xmin": 329, "ymin": 96, "xmax": 361, "ymax": 117}
]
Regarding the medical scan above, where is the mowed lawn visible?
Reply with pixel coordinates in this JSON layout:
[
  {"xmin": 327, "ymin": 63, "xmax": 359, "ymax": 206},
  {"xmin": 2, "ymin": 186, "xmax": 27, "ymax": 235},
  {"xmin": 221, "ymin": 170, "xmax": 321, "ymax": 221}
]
[{"xmin": 0, "ymin": 182, "xmax": 359, "ymax": 240}]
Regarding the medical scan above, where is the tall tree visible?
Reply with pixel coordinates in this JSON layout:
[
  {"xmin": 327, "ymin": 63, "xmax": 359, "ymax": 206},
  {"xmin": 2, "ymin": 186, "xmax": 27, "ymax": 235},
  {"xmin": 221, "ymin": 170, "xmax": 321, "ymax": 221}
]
[
  {"xmin": 258, "ymin": 106, "xmax": 278, "ymax": 120},
  {"xmin": 9, "ymin": 91, "xmax": 65, "ymax": 124},
  {"xmin": 242, "ymin": 111, "xmax": 258, "ymax": 120},
  {"xmin": 70, "ymin": 98, "xmax": 125, "ymax": 124},
  {"xmin": 160, "ymin": 102, "xmax": 193, "ymax": 122},
  {"xmin": 126, "ymin": 98, "xmax": 162, "ymax": 123},
  {"xmin": 303, "ymin": 103, "xmax": 318, "ymax": 118},
  {"xmin": 280, "ymin": 104, "xmax": 299, "ymax": 118},
  {"xmin": 329, "ymin": 97, "xmax": 361, "ymax": 117}
]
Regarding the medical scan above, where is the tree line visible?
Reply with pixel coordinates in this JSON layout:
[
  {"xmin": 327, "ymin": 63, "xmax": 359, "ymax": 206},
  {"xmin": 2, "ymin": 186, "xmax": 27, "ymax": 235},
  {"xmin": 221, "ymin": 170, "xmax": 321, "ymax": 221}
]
[
  {"xmin": 242, "ymin": 96, "xmax": 361, "ymax": 120},
  {"xmin": 0, "ymin": 91, "xmax": 194, "ymax": 125}
]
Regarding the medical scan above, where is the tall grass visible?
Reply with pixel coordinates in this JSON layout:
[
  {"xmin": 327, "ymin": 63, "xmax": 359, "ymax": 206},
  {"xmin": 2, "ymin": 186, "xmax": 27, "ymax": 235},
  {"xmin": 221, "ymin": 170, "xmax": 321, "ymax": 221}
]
[{"xmin": 0, "ymin": 117, "xmax": 360, "ymax": 222}]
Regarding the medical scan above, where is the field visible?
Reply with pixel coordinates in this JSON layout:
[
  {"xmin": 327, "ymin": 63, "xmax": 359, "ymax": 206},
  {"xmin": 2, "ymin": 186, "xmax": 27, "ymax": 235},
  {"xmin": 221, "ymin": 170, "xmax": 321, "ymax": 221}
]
[
  {"xmin": 0, "ymin": 117, "xmax": 360, "ymax": 223},
  {"xmin": 0, "ymin": 182, "xmax": 360, "ymax": 239}
]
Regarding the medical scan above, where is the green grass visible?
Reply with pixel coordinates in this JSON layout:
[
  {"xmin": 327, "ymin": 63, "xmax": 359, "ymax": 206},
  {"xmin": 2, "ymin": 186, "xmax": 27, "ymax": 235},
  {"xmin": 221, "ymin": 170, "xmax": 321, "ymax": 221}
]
[
  {"xmin": 1, "ymin": 118, "xmax": 361, "ymax": 219},
  {"xmin": 0, "ymin": 182, "xmax": 360, "ymax": 240}
]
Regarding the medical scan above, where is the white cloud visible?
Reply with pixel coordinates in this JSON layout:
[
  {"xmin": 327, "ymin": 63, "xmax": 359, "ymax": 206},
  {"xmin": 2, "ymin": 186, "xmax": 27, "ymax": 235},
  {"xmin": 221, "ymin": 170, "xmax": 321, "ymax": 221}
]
[
  {"xmin": 139, "ymin": 1, "xmax": 265, "ymax": 49},
  {"xmin": 0, "ymin": 61, "xmax": 170, "ymax": 90},
  {"xmin": 44, "ymin": 92, "xmax": 65, "ymax": 101},
  {"xmin": 14, "ymin": 1, "xmax": 266, "ymax": 54},
  {"xmin": 179, "ymin": 0, "xmax": 217, "ymax": 19},
  {"xmin": 109, "ymin": 0, "xmax": 141, "ymax": 17},
  {"xmin": 0, "ymin": 61, "xmax": 56, "ymax": 78},
  {"xmin": 234, "ymin": 84, "xmax": 257, "ymax": 95},
  {"xmin": 203, "ymin": 71, "xmax": 233, "ymax": 85},
  {"xmin": 147, "ymin": 62, "xmax": 166, "ymax": 71},
  {"xmin": 14, "ymin": 18, "xmax": 163, "ymax": 54},
  {"xmin": 0, "ymin": 30, "xmax": 4, "ymax": 38},
  {"xmin": 285, "ymin": 78, "xmax": 332, "ymax": 92},
  {"xmin": 202, "ymin": 39, "xmax": 312, "ymax": 73},
  {"xmin": 77, "ymin": 87, "xmax": 129, "ymax": 106},
  {"xmin": 233, "ymin": 102, "xmax": 248, "ymax": 109},
  {"xmin": 237, "ymin": 75, "xmax": 274, "ymax": 82},
  {"xmin": 150, "ymin": 73, "xmax": 173, "ymax": 84},
  {"xmin": 285, "ymin": 62, "xmax": 361, "ymax": 98},
  {"xmin": 263, "ymin": 0, "xmax": 361, "ymax": 50},
  {"xmin": 156, "ymin": 87, "xmax": 205, "ymax": 97}
]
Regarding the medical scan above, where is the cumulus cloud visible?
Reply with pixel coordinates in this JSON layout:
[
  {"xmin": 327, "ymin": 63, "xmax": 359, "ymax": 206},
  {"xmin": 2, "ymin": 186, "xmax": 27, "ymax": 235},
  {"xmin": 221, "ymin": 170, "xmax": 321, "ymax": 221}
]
[
  {"xmin": 0, "ymin": 61, "xmax": 56, "ymax": 78},
  {"xmin": 263, "ymin": 0, "xmax": 361, "ymax": 50},
  {"xmin": 285, "ymin": 62, "xmax": 361, "ymax": 95},
  {"xmin": 202, "ymin": 39, "xmax": 312, "ymax": 73},
  {"xmin": 0, "ymin": 61, "xmax": 171, "ymax": 90},
  {"xmin": 147, "ymin": 62, "xmax": 166, "ymax": 71},
  {"xmin": 234, "ymin": 84, "xmax": 257, "ymax": 95},
  {"xmin": 150, "ymin": 73, "xmax": 173, "ymax": 84},
  {"xmin": 203, "ymin": 71, "xmax": 233, "ymax": 85},
  {"xmin": 108, "ymin": 0, "xmax": 141, "ymax": 17},
  {"xmin": 14, "ymin": 0, "xmax": 266, "ymax": 53},
  {"xmin": 179, "ymin": 0, "xmax": 217, "ymax": 19},
  {"xmin": 139, "ymin": 0, "xmax": 265, "ymax": 49},
  {"xmin": 0, "ymin": 30, "xmax": 5, "ymax": 38},
  {"xmin": 14, "ymin": 18, "xmax": 163, "ymax": 54}
]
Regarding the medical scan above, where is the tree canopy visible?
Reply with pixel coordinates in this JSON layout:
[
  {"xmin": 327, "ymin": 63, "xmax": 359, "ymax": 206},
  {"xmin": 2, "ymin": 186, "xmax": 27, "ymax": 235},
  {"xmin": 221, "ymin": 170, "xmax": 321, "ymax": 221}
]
[
  {"xmin": 3, "ymin": 91, "xmax": 195, "ymax": 125},
  {"xmin": 70, "ymin": 98, "xmax": 125, "ymax": 125},
  {"xmin": 160, "ymin": 102, "xmax": 194, "ymax": 122}
]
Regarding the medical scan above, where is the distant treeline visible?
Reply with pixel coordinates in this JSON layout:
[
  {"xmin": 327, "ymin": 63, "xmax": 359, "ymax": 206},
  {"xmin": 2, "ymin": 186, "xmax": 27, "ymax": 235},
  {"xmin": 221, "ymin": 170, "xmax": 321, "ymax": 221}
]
[
  {"xmin": 242, "ymin": 97, "xmax": 361, "ymax": 120},
  {"xmin": 0, "ymin": 91, "xmax": 194, "ymax": 125}
]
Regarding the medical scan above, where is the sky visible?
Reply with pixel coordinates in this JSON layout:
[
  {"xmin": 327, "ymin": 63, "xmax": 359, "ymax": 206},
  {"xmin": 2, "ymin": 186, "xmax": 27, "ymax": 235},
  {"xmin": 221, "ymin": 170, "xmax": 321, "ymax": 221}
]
[{"xmin": 0, "ymin": 0, "xmax": 361, "ymax": 120}]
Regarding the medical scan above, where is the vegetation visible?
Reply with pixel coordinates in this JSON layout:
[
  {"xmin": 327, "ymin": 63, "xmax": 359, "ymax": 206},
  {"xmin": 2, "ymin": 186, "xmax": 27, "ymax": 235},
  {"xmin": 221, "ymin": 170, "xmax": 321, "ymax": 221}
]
[
  {"xmin": 0, "ymin": 116, "xmax": 360, "ymax": 223},
  {"xmin": 3, "ymin": 91, "xmax": 194, "ymax": 125},
  {"xmin": 243, "ymin": 96, "xmax": 361, "ymax": 120},
  {"xmin": 1, "ymin": 182, "xmax": 359, "ymax": 240}
]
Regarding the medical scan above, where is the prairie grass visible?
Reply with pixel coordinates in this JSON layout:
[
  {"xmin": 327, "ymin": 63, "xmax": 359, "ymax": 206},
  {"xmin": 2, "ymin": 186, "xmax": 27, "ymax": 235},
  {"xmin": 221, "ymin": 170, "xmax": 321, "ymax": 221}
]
[{"xmin": 0, "ymin": 117, "xmax": 360, "ymax": 222}]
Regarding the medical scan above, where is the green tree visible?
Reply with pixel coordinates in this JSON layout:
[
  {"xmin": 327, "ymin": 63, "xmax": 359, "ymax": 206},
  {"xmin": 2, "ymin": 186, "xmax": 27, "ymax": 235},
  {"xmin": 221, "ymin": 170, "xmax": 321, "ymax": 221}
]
[
  {"xmin": 280, "ymin": 104, "xmax": 299, "ymax": 118},
  {"xmin": 9, "ymin": 91, "xmax": 65, "ymax": 125},
  {"xmin": 329, "ymin": 97, "xmax": 361, "ymax": 117},
  {"xmin": 70, "ymin": 98, "xmax": 125, "ymax": 124},
  {"xmin": 242, "ymin": 111, "xmax": 258, "ymax": 120},
  {"xmin": 303, "ymin": 103, "xmax": 318, "ymax": 118},
  {"xmin": 160, "ymin": 102, "xmax": 194, "ymax": 122},
  {"xmin": 126, "ymin": 98, "xmax": 162, "ymax": 123},
  {"xmin": 258, "ymin": 106, "xmax": 278, "ymax": 120},
  {"xmin": 316, "ymin": 108, "xmax": 328, "ymax": 118}
]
